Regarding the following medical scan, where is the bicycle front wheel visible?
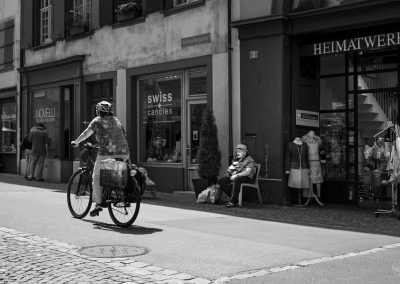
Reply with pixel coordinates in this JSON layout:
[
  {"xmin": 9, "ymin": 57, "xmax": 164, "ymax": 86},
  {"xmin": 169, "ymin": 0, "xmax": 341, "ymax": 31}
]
[
  {"xmin": 67, "ymin": 170, "xmax": 92, "ymax": 219},
  {"xmin": 108, "ymin": 188, "xmax": 140, "ymax": 228}
]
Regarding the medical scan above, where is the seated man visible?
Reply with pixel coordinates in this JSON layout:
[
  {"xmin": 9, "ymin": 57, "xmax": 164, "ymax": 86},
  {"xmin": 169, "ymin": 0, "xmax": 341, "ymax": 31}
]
[{"xmin": 218, "ymin": 144, "xmax": 256, "ymax": 207}]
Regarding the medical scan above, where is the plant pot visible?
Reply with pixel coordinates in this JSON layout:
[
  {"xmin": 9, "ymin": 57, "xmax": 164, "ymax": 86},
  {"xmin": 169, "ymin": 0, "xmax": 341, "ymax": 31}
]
[{"xmin": 192, "ymin": 179, "xmax": 208, "ymax": 198}]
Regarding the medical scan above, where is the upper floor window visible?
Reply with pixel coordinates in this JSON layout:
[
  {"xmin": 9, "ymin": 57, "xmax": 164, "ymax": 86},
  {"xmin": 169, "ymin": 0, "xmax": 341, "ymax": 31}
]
[
  {"xmin": 114, "ymin": 0, "xmax": 142, "ymax": 22},
  {"xmin": 40, "ymin": 0, "xmax": 52, "ymax": 44},
  {"xmin": 174, "ymin": 0, "xmax": 200, "ymax": 7},
  {"xmin": 67, "ymin": 0, "xmax": 91, "ymax": 36},
  {"xmin": 292, "ymin": 0, "xmax": 375, "ymax": 12},
  {"xmin": 0, "ymin": 20, "xmax": 14, "ymax": 71}
]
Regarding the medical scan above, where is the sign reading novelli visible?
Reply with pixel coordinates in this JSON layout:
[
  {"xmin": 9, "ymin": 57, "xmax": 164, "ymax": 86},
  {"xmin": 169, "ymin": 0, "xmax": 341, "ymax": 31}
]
[
  {"xmin": 35, "ymin": 107, "xmax": 56, "ymax": 122},
  {"xmin": 313, "ymin": 32, "xmax": 400, "ymax": 55}
]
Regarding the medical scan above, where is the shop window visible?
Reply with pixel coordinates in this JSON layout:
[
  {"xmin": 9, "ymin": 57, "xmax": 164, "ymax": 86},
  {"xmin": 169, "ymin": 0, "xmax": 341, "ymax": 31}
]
[
  {"xmin": 189, "ymin": 71, "xmax": 207, "ymax": 96},
  {"xmin": 0, "ymin": 19, "xmax": 14, "ymax": 71},
  {"xmin": 320, "ymin": 77, "xmax": 346, "ymax": 110},
  {"xmin": 88, "ymin": 80, "xmax": 113, "ymax": 119},
  {"xmin": 67, "ymin": 0, "xmax": 91, "ymax": 36},
  {"xmin": 320, "ymin": 54, "xmax": 345, "ymax": 76},
  {"xmin": 292, "ymin": 0, "xmax": 374, "ymax": 12},
  {"xmin": 32, "ymin": 89, "xmax": 60, "ymax": 158},
  {"xmin": 0, "ymin": 99, "xmax": 17, "ymax": 153},
  {"xmin": 114, "ymin": 0, "xmax": 143, "ymax": 22},
  {"xmin": 138, "ymin": 75, "xmax": 182, "ymax": 163},
  {"xmin": 300, "ymin": 56, "xmax": 318, "ymax": 79}
]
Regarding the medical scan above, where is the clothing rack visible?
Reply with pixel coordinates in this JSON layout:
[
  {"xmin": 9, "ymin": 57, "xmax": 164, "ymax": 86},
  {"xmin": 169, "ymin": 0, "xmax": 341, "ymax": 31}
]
[{"xmin": 373, "ymin": 122, "xmax": 394, "ymax": 138}]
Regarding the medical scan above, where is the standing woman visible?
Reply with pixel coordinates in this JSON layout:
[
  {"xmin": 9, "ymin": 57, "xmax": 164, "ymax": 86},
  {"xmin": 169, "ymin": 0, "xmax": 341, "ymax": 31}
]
[
  {"xmin": 21, "ymin": 131, "xmax": 33, "ymax": 179},
  {"xmin": 71, "ymin": 101, "xmax": 130, "ymax": 217}
]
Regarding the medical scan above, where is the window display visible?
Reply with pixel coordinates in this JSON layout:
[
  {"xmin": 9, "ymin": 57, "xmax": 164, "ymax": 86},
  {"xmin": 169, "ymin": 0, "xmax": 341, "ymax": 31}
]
[
  {"xmin": 320, "ymin": 112, "xmax": 347, "ymax": 180},
  {"xmin": 32, "ymin": 88, "xmax": 60, "ymax": 159},
  {"xmin": 139, "ymin": 75, "xmax": 182, "ymax": 163},
  {"xmin": 0, "ymin": 100, "xmax": 16, "ymax": 153}
]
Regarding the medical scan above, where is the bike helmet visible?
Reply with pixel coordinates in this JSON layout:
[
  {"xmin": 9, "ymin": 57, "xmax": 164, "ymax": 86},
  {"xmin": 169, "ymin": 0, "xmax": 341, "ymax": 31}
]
[{"xmin": 96, "ymin": 101, "xmax": 113, "ymax": 114}]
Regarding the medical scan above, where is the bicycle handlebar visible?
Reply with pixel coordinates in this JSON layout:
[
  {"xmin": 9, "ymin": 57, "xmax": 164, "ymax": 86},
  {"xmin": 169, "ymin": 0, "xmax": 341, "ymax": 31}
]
[{"xmin": 80, "ymin": 142, "xmax": 100, "ymax": 150}]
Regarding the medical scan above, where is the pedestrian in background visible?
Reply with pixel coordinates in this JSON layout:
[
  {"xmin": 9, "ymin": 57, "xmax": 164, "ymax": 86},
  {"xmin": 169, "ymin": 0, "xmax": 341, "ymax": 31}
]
[
  {"xmin": 21, "ymin": 132, "xmax": 32, "ymax": 179},
  {"xmin": 27, "ymin": 123, "xmax": 48, "ymax": 181}
]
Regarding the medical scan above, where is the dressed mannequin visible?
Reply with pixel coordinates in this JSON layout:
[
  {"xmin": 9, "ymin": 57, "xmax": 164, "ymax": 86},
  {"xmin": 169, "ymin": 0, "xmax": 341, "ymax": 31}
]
[
  {"xmin": 301, "ymin": 130, "xmax": 324, "ymax": 206},
  {"xmin": 285, "ymin": 137, "xmax": 310, "ymax": 205}
]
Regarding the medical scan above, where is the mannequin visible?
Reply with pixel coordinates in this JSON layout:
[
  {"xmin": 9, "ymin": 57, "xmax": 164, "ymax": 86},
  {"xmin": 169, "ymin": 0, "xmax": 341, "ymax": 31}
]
[
  {"xmin": 285, "ymin": 137, "xmax": 310, "ymax": 205},
  {"xmin": 301, "ymin": 130, "xmax": 324, "ymax": 206}
]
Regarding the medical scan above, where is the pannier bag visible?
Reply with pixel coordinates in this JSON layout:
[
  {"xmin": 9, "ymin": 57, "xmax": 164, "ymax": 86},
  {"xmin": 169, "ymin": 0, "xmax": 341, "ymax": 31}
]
[{"xmin": 100, "ymin": 158, "xmax": 128, "ymax": 188}]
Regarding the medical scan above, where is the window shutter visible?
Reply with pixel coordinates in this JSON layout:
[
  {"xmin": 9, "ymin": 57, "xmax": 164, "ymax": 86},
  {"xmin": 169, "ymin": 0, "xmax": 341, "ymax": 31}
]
[
  {"xmin": 99, "ymin": 0, "xmax": 114, "ymax": 27},
  {"xmin": 145, "ymin": 0, "xmax": 164, "ymax": 13},
  {"xmin": 52, "ymin": 0, "xmax": 65, "ymax": 40},
  {"xmin": 21, "ymin": 0, "xmax": 34, "ymax": 49}
]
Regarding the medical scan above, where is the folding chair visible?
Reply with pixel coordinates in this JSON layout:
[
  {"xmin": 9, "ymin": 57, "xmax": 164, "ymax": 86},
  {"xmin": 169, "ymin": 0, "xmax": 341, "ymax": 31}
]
[{"xmin": 238, "ymin": 163, "xmax": 262, "ymax": 206}]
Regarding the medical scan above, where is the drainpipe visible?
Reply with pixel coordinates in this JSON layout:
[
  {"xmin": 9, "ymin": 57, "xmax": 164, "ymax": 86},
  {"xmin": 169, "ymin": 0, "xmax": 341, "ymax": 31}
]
[
  {"xmin": 18, "ymin": 48, "xmax": 28, "ymax": 175},
  {"xmin": 228, "ymin": 0, "xmax": 233, "ymax": 162}
]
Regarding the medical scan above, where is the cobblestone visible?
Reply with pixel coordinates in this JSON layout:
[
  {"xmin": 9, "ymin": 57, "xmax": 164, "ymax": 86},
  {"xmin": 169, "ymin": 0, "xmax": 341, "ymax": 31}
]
[{"xmin": 0, "ymin": 226, "xmax": 209, "ymax": 284}]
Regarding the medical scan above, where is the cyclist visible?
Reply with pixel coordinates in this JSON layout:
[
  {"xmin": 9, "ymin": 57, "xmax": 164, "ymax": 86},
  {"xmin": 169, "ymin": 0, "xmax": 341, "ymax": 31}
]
[{"xmin": 71, "ymin": 101, "xmax": 130, "ymax": 217}]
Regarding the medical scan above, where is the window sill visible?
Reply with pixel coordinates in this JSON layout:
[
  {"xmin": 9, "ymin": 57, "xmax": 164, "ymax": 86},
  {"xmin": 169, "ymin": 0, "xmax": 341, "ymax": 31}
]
[
  {"xmin": 112, "ymin": 16, "xmax": 145, "ymax": 29},
  {"xmin": 32, "ymin": 42, "xmax": 56, "ymax": 51},
  {"xmin": 138, "ymin": 161, "xmax": 183, "ymax": 168},
  {"xmin": 0, "ymin": 66, "xmax": 14, "ymax": 73},
  {"xmin": 65, "ymin": 30, "xmax": 95, "ymax": 42},
  {"xmin": 164, "ymin": 0, "xmax": 205, "ymax": 17}
]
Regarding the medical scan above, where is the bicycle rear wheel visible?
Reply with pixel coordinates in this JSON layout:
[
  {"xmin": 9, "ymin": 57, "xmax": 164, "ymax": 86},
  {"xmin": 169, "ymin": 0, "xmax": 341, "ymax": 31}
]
[
  {"xmin": 108, "ymin": 188, "xmax": 140, "ymax": 228},
  {"xmin": 67, "ymin": 171, "xmax": 92, "ymax": 218}
]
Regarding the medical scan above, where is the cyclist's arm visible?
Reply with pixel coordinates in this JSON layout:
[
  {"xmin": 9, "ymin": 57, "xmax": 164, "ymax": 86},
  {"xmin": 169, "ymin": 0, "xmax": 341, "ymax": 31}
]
[{"xmin": 71, "ymin": 128, "xmax": 94, "ymax": 146}]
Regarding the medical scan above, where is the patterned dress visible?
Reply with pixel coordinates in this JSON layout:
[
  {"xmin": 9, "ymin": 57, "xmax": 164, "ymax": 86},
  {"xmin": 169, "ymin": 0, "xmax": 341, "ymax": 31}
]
[
  {"xmin": 387, "ymin": 125, "xmax": 400, "ymax": 183},
  {"xmin": 301, "ymin": 133, "xmax": 323, "ymax": 184},
  {"xmin": 88, "ymin": 116, "xmax": 130, "ymax": 156}
]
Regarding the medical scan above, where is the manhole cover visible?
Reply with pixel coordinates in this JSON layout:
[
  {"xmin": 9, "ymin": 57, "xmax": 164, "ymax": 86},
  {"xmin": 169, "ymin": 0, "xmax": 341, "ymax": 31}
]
[{"xmin": 78, "ymin": 245, "xmax": 149, "ymax": 258}]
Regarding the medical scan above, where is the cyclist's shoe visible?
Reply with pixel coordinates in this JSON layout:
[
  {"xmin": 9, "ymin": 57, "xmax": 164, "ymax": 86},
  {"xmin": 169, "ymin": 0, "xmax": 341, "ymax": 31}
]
[{"xmin": 90, "ymin": 207, "xmax": 102, "ymax": 217}]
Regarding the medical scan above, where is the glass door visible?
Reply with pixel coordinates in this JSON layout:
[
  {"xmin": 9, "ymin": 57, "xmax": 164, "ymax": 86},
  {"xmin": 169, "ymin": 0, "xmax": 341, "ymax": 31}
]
[{"xmin": 185, "ymin": 100, "xmax": 207, "ymax": 190}]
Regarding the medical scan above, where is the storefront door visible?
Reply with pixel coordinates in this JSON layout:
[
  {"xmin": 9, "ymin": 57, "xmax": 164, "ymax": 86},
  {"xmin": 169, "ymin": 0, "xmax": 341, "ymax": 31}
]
[{"xmin": 185, "ymin": 99, "xmax": 207, "ymax": 190}]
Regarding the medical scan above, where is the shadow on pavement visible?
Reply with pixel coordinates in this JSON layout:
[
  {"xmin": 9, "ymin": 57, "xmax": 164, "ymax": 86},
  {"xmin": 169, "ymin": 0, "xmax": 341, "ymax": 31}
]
[
  {"xmin": 81, "ymin": 219, "xmax": 163, "ymax": 235},
  {"xmin": 143, "ymin": 193, "xmax": 400, "ymax": 238},
  {"xmin": 2, "ymin": 173, "xmax": 400, "ymax": 238},
  {"xmin": 0, "ymin": 174, "xmax": 68, "ymax": 193}
]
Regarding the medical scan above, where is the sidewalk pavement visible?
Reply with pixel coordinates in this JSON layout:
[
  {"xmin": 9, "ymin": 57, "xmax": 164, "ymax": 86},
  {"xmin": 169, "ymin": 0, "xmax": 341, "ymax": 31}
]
[{"xmin": 1, "ymin": 173, "xmax": 400, "ymax": 237}]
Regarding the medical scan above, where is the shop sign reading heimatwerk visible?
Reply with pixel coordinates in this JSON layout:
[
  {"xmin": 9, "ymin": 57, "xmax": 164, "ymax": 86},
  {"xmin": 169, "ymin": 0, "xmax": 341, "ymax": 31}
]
[{"xmin": 313, "ymin": 32, "xmax": 400, "ymax": 55}]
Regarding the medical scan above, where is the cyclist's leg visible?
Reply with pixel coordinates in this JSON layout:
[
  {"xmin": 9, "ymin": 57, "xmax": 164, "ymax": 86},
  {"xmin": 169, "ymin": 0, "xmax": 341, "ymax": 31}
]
[{"xmin": 92, "ymin": 155, "xmax": 104, "ymax": 206}]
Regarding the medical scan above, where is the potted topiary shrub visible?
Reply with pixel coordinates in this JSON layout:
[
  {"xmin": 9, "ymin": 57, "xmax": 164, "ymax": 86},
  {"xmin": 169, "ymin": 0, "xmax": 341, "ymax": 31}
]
[{"xmin": 193, "ymin": 108, "xmax": 221, "ymax": 198}]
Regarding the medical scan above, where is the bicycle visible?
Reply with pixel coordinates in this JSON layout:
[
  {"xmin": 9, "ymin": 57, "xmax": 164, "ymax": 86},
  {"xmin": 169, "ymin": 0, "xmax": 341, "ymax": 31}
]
[{"xmin": 67, "ymin": 142, "xmax": 144, "ymax": 228}]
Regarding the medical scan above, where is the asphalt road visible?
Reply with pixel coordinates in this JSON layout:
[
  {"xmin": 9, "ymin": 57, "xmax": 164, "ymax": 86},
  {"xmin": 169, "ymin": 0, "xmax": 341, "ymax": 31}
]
[{"xmin": 1, "ymin": 180, "xmax": 400, "ymax": 283}]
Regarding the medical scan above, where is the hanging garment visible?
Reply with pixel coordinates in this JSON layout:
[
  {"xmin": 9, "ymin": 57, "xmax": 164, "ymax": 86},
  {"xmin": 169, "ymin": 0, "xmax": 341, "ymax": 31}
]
[
  {"xmin": 286, "ymin": 142, "xmax": 310, "ymax": 189},
  {"xmin": 301, "ymin": 133, "xmax": 323, "ymax": 184},
  {"xmin": 387, "ymin": 125, "xmax": 400, "ymax": 183}
]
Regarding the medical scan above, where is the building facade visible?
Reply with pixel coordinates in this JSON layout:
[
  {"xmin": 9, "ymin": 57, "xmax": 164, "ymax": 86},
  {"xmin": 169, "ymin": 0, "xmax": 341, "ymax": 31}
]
[
  {"xmin": 0, "ymin": 1, "xmax": 20, "ymax": 174},
  {"xmin": 232, "ymin": 0, "xmax": 400, "ymax": 205},
  {"xmin": 19, "ymin": 0, "xmax": 231, "ymax": 189}
]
